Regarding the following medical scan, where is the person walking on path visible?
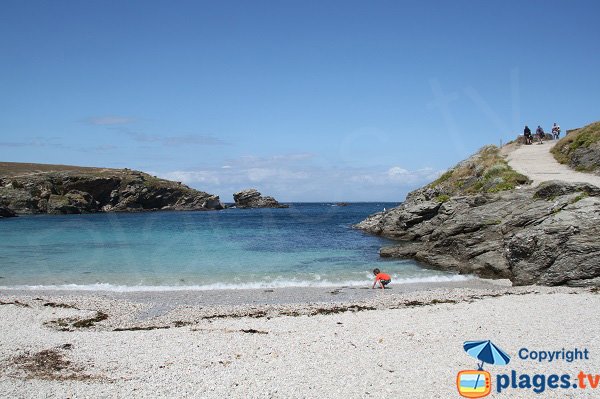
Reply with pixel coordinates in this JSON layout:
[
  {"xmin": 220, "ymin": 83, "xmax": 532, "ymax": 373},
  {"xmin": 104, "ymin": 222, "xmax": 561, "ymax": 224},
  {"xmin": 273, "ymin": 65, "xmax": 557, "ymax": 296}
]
[
  {"xmin": 524, "ymin": 125, "xmax": 533, "ymax": 145},
  {"xmin": 536, "ymin": 125, "xmax": 545, "ymax": 144},
  {"xmin": 552, "ymin": 123, "xmax": 561, "ymax": 140}
]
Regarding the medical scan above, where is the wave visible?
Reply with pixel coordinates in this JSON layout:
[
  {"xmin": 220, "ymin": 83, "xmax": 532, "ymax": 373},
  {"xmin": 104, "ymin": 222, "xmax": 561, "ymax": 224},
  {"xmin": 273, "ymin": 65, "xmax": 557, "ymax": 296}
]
[{"xmin": 0, "ymin": 275, "xmax": 474, "ymax": 292}]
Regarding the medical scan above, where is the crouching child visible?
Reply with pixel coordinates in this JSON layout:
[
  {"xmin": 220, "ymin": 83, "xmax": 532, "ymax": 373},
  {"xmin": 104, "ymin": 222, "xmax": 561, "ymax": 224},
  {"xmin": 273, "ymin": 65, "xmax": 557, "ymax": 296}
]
[{"xmin": 372, "ymin": 268, "xmax": 391, "ymax": 289}]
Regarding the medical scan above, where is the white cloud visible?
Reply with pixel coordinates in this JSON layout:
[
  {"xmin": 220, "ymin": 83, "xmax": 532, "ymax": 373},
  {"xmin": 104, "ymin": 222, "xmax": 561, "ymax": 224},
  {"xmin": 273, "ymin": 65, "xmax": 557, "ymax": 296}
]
[
  {"xmin": 160, "ymin": 171, "xmax": 221, "ymax": 185},
  {"xmin": 233, "ymin": 153, "xmax": 316, "ymax": 167},
  {"xmin": 271, "ymin": 153, "xmax": 315, "ymax": 162},
  {"xmin": 246, "ymin": 168, "xmax": 309, "ymax": 183},
  {"xmin": 155, "ymin": 151, "xmax": 442, "ymax": 201},
  {"xmin": 115, "ymin": 129, "xmax": 228, "ymax": 146},
  {"xmin": 387, "ymin": 166, "xmax": 410, "ymax": 177},
  {"xmin": 348, "ymin": 166, "xmax": 441, "ymax": 186},
  {"xmin": 88, "ymin": 122, "xmax": 229, "ymax": 147},
  {"xmin": 0, "ymin": 136, "xmax": 69, "ymax": 149},
  {"xmin": 85, "ymin": 116, "xmax": 136, "ymax": 126},
  {"xmin": 247, "ymin": 168, "xmax": 272, "ymax": 182}
]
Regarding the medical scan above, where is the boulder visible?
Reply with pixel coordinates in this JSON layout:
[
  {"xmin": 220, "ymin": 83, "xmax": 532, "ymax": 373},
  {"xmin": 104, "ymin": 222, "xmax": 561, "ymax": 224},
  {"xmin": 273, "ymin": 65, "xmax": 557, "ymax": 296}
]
[
  {"xmin": 0, "ymin": 206, "xmax": 16, "ymax": 218},
  {"xmin": 233, "ymin": 189, "xmax": 288, "ymax": 208}
]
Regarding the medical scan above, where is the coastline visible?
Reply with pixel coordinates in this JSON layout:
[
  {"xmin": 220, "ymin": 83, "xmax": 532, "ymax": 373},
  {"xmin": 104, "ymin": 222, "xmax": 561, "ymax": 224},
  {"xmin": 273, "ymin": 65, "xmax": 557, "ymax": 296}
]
[
  {"xmin": 0, "ymin": 275, "xmax": 489, "ymax": 304},
  {"xmin": 2, "ymin": 282, "xmax": 600, "ymax": 398}
]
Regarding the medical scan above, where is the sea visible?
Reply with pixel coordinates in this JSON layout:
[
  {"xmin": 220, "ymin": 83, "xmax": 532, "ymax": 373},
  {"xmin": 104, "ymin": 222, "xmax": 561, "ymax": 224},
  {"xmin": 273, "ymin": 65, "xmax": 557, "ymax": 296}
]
[{"xmin": 0, "ymin": 203, "xmax": 469, "ymax": 291}]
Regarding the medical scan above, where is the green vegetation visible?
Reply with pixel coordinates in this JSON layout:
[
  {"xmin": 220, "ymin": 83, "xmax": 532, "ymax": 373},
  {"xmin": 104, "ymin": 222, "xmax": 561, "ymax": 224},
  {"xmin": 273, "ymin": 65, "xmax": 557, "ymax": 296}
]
[
  {"xmin": 570, "ymin": 192, "xmax": 589, "ymax": 204},
  {"xmin": 551, "ymin": 121, "xmax": 600, "ymax": 171},
  {"xmin": 431, "ymin": 170, "xmax": 454, "ymax": 187},
  {"xmin": 0, "ymin": 161, "xmax": 118, "ymax": 177},
  {"xmin": 428, "ymin": 145, "xmax": 530, "ymax": 197},
  {"xmin": 434, "ymin": 194, "xmax": 450, "ymax": 203}
]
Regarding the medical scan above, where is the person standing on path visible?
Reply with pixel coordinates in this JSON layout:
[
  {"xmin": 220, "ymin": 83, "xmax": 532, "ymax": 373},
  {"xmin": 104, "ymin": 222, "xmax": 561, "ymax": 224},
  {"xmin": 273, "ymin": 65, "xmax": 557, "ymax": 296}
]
[{"xmin": 552, "ymin": 123, "xmax": 561, "ymax": 140}]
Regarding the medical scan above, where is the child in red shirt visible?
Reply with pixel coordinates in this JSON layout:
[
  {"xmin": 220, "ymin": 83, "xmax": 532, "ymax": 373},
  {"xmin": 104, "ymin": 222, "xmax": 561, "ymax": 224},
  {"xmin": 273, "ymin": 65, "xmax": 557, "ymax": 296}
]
[{"xmin": 372, "ymin": 268, "xmax": 391, "ymax": 289}]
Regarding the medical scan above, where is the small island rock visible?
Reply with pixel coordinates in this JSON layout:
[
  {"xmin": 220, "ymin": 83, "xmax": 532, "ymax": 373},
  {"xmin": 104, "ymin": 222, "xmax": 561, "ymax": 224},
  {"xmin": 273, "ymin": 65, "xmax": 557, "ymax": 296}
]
[{"xmin": 233, "ymin": 189, "xmax": 288, "ymax": 208}]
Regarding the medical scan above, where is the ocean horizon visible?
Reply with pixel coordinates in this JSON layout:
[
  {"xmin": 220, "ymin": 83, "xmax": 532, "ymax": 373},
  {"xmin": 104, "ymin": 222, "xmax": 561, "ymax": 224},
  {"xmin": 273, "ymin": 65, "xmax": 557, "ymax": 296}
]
[{"xmin": 0, "ymin": 203, "xmax": 468, "ymax": 291}]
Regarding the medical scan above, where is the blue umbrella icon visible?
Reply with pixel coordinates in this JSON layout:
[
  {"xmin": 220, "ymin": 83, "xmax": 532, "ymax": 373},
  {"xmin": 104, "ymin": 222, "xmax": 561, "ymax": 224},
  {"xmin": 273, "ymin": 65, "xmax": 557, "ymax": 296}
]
[
  {"xmin": 463, "ymin": 340, "xmax": 511, "ymax": 391},
  {"xmin": 464, "ymin": 340, "xmax": 511, "ymax": 369}
]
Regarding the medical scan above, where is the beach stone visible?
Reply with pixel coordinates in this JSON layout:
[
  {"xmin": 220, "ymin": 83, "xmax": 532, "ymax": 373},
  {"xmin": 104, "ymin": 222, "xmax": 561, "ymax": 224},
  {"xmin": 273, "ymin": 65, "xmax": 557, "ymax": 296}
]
[{"xmin": 233, "ymin": 188, "xmax": 288, "ymax": 208}]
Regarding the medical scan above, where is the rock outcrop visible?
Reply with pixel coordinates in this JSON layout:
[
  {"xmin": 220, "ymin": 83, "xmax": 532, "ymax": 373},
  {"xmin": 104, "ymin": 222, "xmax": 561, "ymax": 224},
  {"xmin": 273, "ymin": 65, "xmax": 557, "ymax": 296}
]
[
  {"xmin": 0, "ymin": 206, "xmax": 16, "ymax": 218},
  {"xmin": 0, "ymin": 162, "xmax": 224, "ymax": 214},
  {"xmin": 356, "ymin": 145, "xmax": 600, "ymax": 287},
  {"xmin": 233, "ymin": 189, "xmax": 288, "ymax": 209},
  {"xmin": 552, "ymin": 121, "xmax": 600, "ymax": 175}
]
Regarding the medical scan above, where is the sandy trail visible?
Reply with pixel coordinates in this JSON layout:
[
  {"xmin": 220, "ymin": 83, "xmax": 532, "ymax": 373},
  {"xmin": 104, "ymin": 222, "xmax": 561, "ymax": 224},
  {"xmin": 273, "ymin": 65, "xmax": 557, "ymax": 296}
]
[{"xmin": 506, "ymin": 140, "xmax": 600, "ymax": 187}]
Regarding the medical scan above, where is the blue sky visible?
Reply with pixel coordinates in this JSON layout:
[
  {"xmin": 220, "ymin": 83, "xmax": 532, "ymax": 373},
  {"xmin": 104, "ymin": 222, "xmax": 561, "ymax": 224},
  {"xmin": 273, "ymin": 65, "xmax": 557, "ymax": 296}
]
[{"xmin": 1, "ymin": 1, "xmax": 599, "ymax": 201}]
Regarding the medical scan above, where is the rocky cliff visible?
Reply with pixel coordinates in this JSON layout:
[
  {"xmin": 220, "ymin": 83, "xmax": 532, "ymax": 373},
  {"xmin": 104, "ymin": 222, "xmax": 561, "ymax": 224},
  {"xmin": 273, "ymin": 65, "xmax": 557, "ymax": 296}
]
[
  {"xmin": 551, "ymin": 121, "xmax": 600, "ymax": 175},
  {"xmin": 233, "ymin": 189, "xmax": 288, "ymax": 208},
  {"xmin": 0, "ymin": 162, "xmax": 223, "ymax": 215},
  {"xmin": 356, "ymin": 146, "xmax": 600, "ymax": 287}
]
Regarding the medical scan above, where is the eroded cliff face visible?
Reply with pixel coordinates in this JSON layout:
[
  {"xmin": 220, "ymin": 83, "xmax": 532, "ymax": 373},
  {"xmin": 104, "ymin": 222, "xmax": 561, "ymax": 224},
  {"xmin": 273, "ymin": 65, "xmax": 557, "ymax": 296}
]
[
  {"xmin": 356, "ymin": 180, "xmax": 600, "ymax": 287},
  {"xmin": 0, "ymin": 163, "xmax": 223, "ymax": 215}
]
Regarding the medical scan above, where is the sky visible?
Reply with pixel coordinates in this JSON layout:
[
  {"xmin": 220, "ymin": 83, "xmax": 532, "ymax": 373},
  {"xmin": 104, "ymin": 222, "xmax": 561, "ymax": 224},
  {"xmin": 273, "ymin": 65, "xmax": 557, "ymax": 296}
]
[{"xmin": 1, "ymin": 1, "xmax": 599, "ymax": 202}]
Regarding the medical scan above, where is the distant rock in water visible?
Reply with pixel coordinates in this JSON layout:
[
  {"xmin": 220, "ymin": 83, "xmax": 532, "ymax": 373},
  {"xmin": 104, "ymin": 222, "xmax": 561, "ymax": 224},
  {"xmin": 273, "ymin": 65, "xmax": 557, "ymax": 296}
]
[
  {"xmin": 355, "ymin": 144, "xmax": 600, "ymax": 288},
  {"xmin": 233, "ymin": 189, "xmax": 288, "ymax": 208},
  {"xmin": 0, "ymin": 206, "xmax": 16, "ymax": 218},
  {"xmin": 0, "ymin": 162, "xmax": 224, "ymax": 215}
]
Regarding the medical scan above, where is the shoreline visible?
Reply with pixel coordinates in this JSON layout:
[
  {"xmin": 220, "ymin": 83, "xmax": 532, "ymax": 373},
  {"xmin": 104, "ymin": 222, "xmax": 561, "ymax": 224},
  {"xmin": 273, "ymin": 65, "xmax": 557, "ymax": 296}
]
[
  {"xmin": 1, "ymin": 277, "xmax": 508, "ymax": 307},
  {"xmin": 0, "ymin": 279, "xmax": 586, "ymax": 332}
]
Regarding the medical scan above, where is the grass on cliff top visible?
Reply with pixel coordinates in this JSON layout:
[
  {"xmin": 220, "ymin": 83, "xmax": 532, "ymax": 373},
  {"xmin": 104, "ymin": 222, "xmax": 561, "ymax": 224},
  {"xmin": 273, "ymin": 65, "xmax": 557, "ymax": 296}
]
[
  {"xmin": 428, "ymin": 145, "xmax": 530, "ymax": 197},
  {"xmin": 551, "ymin": 121, "xmax": 600, "ymax": 169},
  {"xmin": 0, "ymin": 161, "xmax": 204, "ymax": 194},
  {"xmin": 0, "ymin": 162, "xmax": 121, "ymax": 177}
]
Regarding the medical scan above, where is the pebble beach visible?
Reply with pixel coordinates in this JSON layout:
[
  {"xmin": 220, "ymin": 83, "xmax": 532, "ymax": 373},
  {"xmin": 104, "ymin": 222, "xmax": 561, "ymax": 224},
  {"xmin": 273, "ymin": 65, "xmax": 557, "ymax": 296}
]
[{"xmin": 1, "ymin": 281, "xmax": 599, "ymax": 398}]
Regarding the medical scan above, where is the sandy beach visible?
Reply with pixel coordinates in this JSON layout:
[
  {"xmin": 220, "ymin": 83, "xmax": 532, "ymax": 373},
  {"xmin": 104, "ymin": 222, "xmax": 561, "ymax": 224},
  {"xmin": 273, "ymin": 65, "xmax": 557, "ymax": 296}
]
[{"xmin": 1, "ymin": 281, "xmax": 599, "ymax": 398}]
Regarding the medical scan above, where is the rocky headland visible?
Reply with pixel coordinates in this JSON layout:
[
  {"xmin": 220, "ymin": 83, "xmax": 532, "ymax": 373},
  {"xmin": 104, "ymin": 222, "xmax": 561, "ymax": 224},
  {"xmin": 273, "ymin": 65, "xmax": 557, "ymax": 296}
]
[
  {"xmin": 356, "ymin": 141, "xmax": 600, "ymax": 287},
  {"xmin": 233, "ymin": 188, "xmax": 288, "ymax": 208},
  {"xmin": 0, "ymin": 162, "xmax": 224, "ymax": 215}
]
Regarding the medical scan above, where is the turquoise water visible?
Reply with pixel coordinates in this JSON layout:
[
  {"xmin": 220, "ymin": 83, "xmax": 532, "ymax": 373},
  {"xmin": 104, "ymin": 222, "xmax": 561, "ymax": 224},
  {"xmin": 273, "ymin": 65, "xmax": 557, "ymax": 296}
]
[{"xmin": 0, "ymin": 203, "xmax": 467, "ymax": 291}]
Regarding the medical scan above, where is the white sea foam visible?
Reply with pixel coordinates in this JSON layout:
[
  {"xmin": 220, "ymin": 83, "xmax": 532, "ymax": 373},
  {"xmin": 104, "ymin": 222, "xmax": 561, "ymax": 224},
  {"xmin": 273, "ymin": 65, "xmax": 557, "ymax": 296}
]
[{"xmin": 0, "ymin": 274, "xmax": 474, "ymax": 292}]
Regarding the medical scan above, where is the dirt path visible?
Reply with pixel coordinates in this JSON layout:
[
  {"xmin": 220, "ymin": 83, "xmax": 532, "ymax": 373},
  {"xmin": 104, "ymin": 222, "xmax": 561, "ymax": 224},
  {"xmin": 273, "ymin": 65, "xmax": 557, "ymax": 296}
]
[{"xmin": 506, "ymin": 140, "xmax": 600, "ymax": 187}]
